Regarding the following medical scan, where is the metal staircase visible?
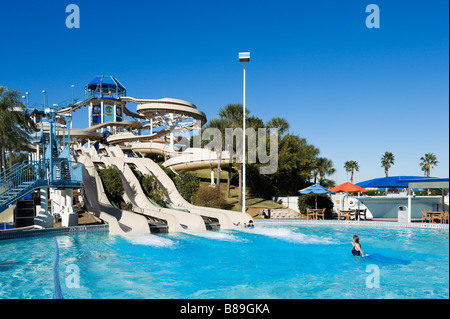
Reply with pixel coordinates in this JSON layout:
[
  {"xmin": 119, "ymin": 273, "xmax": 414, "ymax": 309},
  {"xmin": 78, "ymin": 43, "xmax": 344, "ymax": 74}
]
[{"xmin": 0, "ymin": 159, "xmax": 84, "ymax": 214}]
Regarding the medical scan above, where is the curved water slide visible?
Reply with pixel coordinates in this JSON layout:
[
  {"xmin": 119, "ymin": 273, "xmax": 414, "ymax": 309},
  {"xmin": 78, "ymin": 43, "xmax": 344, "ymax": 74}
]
[
  {"xmin": 130, "ymin": 142, "xmax": 232, "ymax": 172},
  {"xmin": 76, "ymin": 148, "xmax": 151, "ymax": 236},
  {"xmin": 41, "ymin": 120, "xmax": 144, "ymax": 143},
  {"xmin": 163, "ymin": 148, "xmax": 232, "ymax": 172},
  {"xmin": 105, "ymin": 128, "xmax": 170, "ymax": 145},
  {"xmin": 93, "ymin": 146, "xmax": 206, "ymax": 232},
  {"xmin": 106, "ymin": 146, "xmax": 252, "ymax": 227},
  {"xmin": 121, "ymin": 97, "xmax": 207, "ymax": 125}
]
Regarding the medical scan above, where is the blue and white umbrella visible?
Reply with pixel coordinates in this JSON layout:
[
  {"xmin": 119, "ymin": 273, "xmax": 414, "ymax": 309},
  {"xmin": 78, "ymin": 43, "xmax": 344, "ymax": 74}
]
[{"xmin": 299, "ymin": 184, "xmax": 333, "ymax": 209}]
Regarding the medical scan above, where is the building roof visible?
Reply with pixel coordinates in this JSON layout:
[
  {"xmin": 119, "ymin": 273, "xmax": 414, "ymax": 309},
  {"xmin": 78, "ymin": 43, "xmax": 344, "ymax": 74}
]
[
  {"xmin": 85, "ymin": 75, "xmax": 126, "ymax": 96},
  {"xmin": 356, "ymin": 176, "xmax": 444, "ymax": 189}
]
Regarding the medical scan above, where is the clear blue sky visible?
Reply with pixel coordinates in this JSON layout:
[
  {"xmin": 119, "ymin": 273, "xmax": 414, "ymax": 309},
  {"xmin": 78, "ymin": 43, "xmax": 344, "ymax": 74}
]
[{"xmin": 1, "ymin": 0, "xmax": 448, "ymax": 184}]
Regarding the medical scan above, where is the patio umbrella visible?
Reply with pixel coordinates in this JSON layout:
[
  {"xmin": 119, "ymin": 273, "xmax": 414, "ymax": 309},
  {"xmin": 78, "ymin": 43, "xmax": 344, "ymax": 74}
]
[
  {"xmin": 356, "ymin": 176, "xmax": 428, "ymax": 190},
  {"xmin": 299, "ymin": 184, "xmax": 333, "ymax": 209},
  {"xmin": 329, "ymin": 182, "xmax": 367, "ymax": 193},
  {"xmin": 329, "ymin": 182, "xmax": 367, "ymax": 216}
]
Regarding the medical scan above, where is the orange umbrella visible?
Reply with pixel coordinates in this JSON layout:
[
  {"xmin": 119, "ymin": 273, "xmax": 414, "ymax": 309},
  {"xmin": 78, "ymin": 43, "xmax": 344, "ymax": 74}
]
[{"xmin": 329, "ymin": 182, "xmax": 367, "ymax": 193}]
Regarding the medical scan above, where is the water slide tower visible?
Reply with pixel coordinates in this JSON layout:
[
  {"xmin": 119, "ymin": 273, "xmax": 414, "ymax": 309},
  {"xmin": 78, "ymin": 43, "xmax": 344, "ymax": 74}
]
[{"xmin": 86, "ymin": 75, "xmax": 127, "ymax": 131}]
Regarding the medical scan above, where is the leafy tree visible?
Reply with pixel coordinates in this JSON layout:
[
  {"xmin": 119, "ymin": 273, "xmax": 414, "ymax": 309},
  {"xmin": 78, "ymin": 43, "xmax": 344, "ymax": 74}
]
[
  {"xmin": 202, "ymin": 104, "xmax": 328, "ymax": 201},
  {"xmin": 98, "ymin": 166, "xmax": 124, "ymax": 207},
  {"xmin": 192, "ymin": 186, "xmax": 227, "ymax": 209},
  {"xmin": 313, "ymin": 157, "xmax": 335, "ymax": 185},
  {"xmin": 141, "ymin": 173, "xmax": 168, "ymax": 207},
  {"xmin": 247, "ymin": 134, "xmax": 320, "ymax": 198},
  {"xmin": 297, "ymin": 194, "xmax": 334, "ymax": 219},
  {"xmin": 174, "ymin": 172, "xmax": 200, "ymax": 202},
  {"xmin": 0, "ymin": 86, "xmax": 36, "ymax": 172},
  {"xmin": 265, "ymin": 117, "xmax": 290, "ymax": 136},
  {"xmin": 420, "ymin": 153, "xmax": 438, "ymax": 177},
  {"xmin": 205, "ymin": 103, "xmax": 264, "ymax": 203},
  {"xmin": 381, "ymin": 151, "xmax": 395, "ymax": 177},
  {"xmin": 344, "ymin": 160, "xmax": 359, "ymax": 183}
]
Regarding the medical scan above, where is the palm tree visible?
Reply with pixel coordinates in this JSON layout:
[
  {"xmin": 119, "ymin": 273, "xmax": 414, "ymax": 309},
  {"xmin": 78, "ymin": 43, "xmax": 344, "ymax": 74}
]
[
  {"xmin": 203, "ymin": 118, "xmax": 228, "ymax": 191},
  {"xmin": 216, "ymin": 104, "xmax": 247, "ymax": 204},
  {"xmin": 344, "ymin": 160, "xmax": 359, "ymax": 183},
  {"xmin": 420, "ymin": 153, "xmax": 439, "ymax": 177},
  {"xmin": 266, "ymin": 117, "xmax": 290, "ymax": 137},
  {"xmin": 381, "ymin": 151, "xmax": 395, "ymax": 177},
  {"xmin": 0, "ymin": 86, "xmax": 36, "ymax": 172},
  {"xmin": 318, "ymin": 158, "xmax": 334, "ymax": 185}
]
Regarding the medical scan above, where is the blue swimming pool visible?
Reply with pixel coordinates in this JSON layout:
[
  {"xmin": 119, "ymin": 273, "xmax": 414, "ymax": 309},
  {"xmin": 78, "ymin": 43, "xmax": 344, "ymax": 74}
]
[{"xmin": 0, "ymin": 223, "xmax": 448, "ymax": 299}]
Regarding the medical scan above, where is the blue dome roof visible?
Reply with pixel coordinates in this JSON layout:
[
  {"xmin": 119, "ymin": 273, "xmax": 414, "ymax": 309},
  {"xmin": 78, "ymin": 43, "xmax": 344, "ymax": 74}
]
[{"xmin": 85, "ymin": 75, "xmax": 126, "ymax": 96}]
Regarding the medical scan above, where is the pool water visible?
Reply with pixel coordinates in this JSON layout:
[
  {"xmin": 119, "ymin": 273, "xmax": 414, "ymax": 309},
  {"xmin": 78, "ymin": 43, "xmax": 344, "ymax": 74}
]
[{"xmin": 0, "ymin": 224, "xmax": 448, "ymax": 299}]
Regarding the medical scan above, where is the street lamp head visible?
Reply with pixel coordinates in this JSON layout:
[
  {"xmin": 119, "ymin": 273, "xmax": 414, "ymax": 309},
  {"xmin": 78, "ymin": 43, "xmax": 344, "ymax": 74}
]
[
  {"xmin": 239, "ymin": 52, "xmax": 250, "ymax": 62},
  {"xmin": 71, "ymin": 85, "xmax": 75, "ymax": 88}
]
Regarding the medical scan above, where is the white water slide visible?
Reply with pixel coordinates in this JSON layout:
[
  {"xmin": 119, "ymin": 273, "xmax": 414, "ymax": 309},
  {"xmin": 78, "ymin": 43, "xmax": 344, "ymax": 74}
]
[
  {"xmin": 64, "ymin": 95, "xmax": 253, "ymax": 233},
  {"xmin": 106, "ymin": 146, "xmax": 252, "ymax": 229},
  {"xmin": 78, "ymin": 146, "xmax": 252, "ymax": 234},
  {"xmin": 77, "ymin": 148, "xmax": 151, "ymax": 236}
]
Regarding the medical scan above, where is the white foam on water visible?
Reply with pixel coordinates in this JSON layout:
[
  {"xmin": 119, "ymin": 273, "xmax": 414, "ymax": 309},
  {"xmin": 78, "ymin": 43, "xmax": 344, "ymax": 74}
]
[
  {"xmin": 195, "ymin": 231, "xmax": 247, "ymax": 243},
  {"xmin": 126, "ymin": 235, "xmax": 177, "ymax": 248},
  {"xmin": 238, "ymin": 226, "xmax": 337, "ymax": 245}
]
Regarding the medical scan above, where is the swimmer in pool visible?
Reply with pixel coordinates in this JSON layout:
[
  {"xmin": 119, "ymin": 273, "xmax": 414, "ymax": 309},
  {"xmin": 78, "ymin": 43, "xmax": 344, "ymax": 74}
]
[
  {"xmin": 351, "ymin": 235, "xmax": 365, "ymax": 257},
  {"xmin": 248, "ymin": 220, "xmax": 254, "ymax": 229}
]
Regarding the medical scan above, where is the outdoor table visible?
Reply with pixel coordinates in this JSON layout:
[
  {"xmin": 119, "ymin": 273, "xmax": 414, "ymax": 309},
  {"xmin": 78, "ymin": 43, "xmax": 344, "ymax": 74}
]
[
  {"xmin": 427, "ymin": 211, "xmax": 444, "ymax": 223},
  {"xmin": 338, "ymin": 210, "xmax": 356, "ymax": 221}
]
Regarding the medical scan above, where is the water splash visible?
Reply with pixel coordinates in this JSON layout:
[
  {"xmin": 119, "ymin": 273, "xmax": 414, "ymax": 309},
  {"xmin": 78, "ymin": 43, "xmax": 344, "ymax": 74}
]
[
  {"xmin": 194, "ymin": 231, "xmax": 247, "ymax": 242},
  {"xmin": 238, "ymin": 226, "xmax": 338, "ymax": 245},
  {"xmin": 126, "ymin": 235, "xmax": 177, "ymax": 248}
]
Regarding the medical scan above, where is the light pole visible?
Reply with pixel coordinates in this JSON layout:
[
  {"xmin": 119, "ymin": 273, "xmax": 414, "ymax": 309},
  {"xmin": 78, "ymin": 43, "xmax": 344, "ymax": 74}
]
[
  {"xmin": 239, "ymin": 52, "xmax": 250, "ymax": 213},
  {"xmin": 70, "ymin": 85, "xmax": 75, "ymax": 129},
  {"xmin": 42, "ymin": 90, "xmax": 47, "ymax": 108}
]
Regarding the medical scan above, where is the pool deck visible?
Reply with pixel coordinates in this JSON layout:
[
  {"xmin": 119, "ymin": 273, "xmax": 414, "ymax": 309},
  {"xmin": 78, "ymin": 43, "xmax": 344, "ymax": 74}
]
[{"xmin": 254, "ymin": 218, "xmax": 449, "ymax": 230}]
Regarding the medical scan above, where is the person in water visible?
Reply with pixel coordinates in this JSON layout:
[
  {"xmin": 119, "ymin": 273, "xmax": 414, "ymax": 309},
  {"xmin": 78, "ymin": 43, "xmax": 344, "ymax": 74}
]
[
  {"xmin": 248, "ymin": 220, "xmax": 254, "ymax": 229},
  {"xmin": 351, "ymin": 235, "xmax": 365, "ymax": 257}
]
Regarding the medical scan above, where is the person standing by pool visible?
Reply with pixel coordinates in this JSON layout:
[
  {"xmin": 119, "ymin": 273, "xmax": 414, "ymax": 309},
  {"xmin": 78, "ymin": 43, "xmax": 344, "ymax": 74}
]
[{"xmin": 351, "ymin": 235, "xmax": 365, "ymax": 257}]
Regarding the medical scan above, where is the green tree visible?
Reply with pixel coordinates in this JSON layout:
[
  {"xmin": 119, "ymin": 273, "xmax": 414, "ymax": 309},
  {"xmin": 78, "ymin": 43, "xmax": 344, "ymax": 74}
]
[
  {"xmin": 203, "ymin": 117, "xmax": 229, "ymax": 191},
  {"xmin": 381, "ymin": 151, "xmax": 395, "ymax": 177},
  {"xmin": 141, "ymin": 173, "xmax": 168, "ymax": 207},
  {"xmin": 314, "ymin": 157, "xmax": 335, "ymax": 185},
  {"xmin": 344, "ymin": 160, "xmax": 359, "ymax": 183},
  {"xmin": 266, "ymin": 117, "xmax": 290, "ymax": 136},
  {"xmin": 174, "ymin": 172, "xmax": 200, "ymax": 202},
  {"xmin": 0, "ymin": 86, "xmax": 36, "ymax": 172},
  {"xmin": 420, "ymin": 153, "xmax": 438, "ymax": 177},
  {"xmin": 207, "ymin": 103, "xmax": 265, "ymax": 204},
  {"xmin": 97, "ymin": 166, "xmax": 124, "ymax": 207},
  {"xmin": 248, "ymin": 134, "xmax": 320, "ymax": 197},
  {"xmin": 192, "ymin": 186, "xmax": 227, "ymax": 209},
  {"xmin": 297, "ymin": 194, "xmax": 334, "ymax": 219}
]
